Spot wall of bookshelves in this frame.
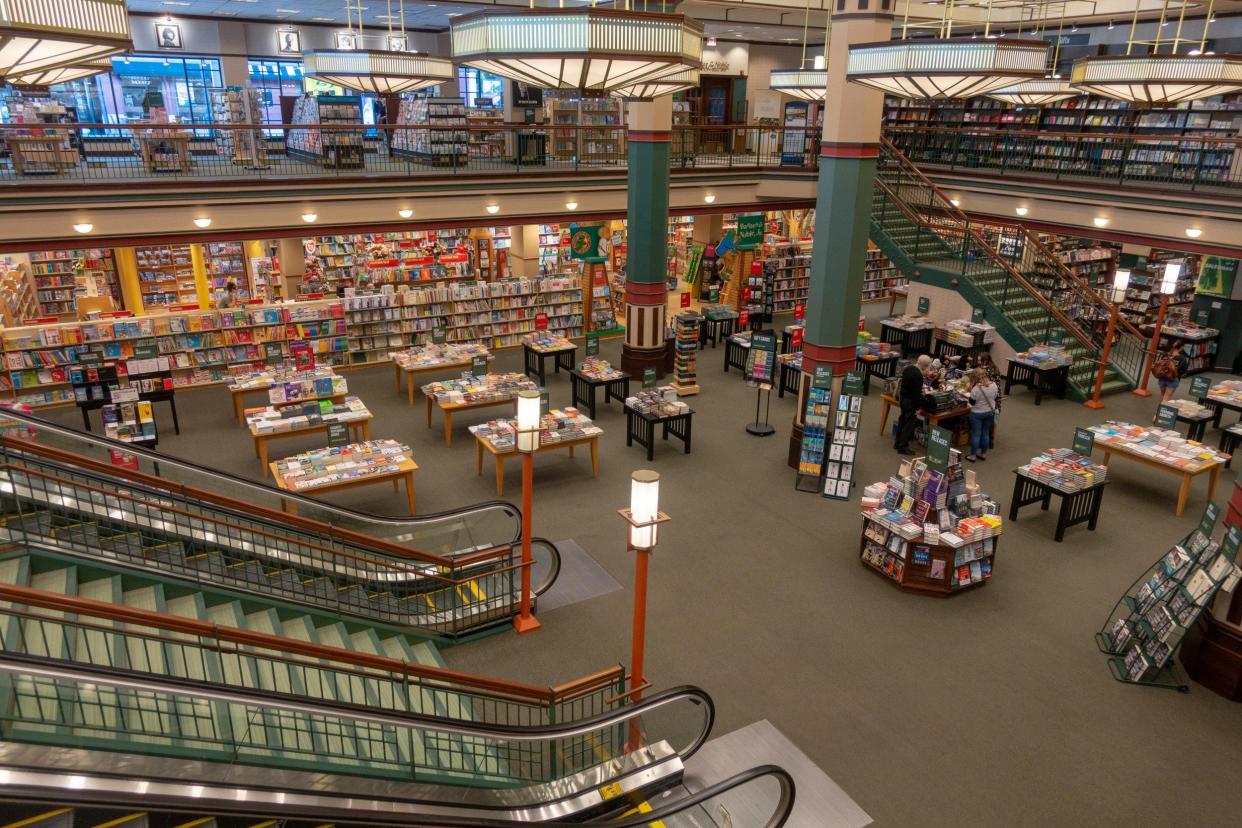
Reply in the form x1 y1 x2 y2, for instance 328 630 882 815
0 260 38 327
205 241 249 302
208 86 267 167
27 248 121 316
135 244 197 309
543 95 624 161
287 95 363 169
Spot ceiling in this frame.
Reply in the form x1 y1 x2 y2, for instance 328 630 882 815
124 0 1242 39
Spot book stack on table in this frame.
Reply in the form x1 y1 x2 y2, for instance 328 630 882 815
626 386 689 418
882 314 935 332
470 408 601 452
274 440 412 490
1204 379 1242 405
1161 398 1214 419
1014 344 1072 367
421 373 536 405
1087 421 1229 470
226 365 335 391
523 332 575 352
247 396 370 434
939 319 997 347
391 341 489 369
270 373 347 404
577 357 625 381
857 341 896 360
102 401 156 443
1018 448 1109 492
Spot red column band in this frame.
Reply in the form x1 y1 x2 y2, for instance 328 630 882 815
802 341 857 375
820 142 880 159
629 131 672 142
625 281 667 306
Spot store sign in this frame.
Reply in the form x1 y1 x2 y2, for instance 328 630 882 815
1197 256 1238 299
1195 308 1211 326
752 332 776 353
794 304 805 321
1200 502 1221 537
917 297 930 315
842 370 865 397
737 214 765 250
791 327 803 349
738 308 750 328
540 387 550 415
643 367 656 388
431 324 447 344
78 350 104 367
1049 331 1063 347
535 313 549 331
586 336 599 357
813 365 833 389
470 355 488 377
569 225 603 261
438 252 469 264
326 422 351 448
133 342 158 361
971 306 985 323
1190 376 1212 398
700 43 749 76
1071 427 1094 456
680 292 691 308
512 80 543 108
1154 404 1179 429
927 425 951 472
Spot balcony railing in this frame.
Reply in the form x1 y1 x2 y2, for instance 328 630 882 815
0 123 822 186
885 123 1242 192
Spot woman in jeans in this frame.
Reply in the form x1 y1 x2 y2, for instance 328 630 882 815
967 368 999 462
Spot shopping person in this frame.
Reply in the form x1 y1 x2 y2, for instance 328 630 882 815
1153 340 1189 404
895 354 932 456
217 280 238 309
967 368 1000 462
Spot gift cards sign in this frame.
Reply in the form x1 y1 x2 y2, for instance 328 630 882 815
1072 427 1094 456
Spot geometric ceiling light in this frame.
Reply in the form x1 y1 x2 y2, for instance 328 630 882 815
769 0 828 101
988 4 1082 106
7 56 115 90
611 68 701 100
1071 0 1242 104
304 0 454 94
0 0 132 79
451 5 702 93
847 0 1048 99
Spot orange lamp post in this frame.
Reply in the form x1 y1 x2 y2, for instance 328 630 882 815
513 389 542 635
1134 261 1183 398
1085 269 1129 410
618 470 668 752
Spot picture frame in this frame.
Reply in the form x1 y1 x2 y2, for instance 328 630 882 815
335 31 358 50
155 22 183 50
277 29 301 55
387 34 407 52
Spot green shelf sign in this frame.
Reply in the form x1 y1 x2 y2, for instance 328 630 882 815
470 355 488 377
431 324 447 345
842 370 865 397
1199 502 1221 538
1189 376 1212 398
586 335 600 357
971 306 985 323
1154 404 1178 429
917 296 929 315
812 365 833 390
737 214 765 249
1224 525 1241 564
539 386 550 415
1072 427 1094 456
927 425 951 472
326 422 351 448
642 367 656 389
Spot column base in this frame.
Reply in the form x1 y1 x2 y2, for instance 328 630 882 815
622 342 669 379
1180 614 1242 701
787 422 804 470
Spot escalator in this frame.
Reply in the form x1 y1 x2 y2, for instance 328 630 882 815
0 581 793 826
0 407 560 642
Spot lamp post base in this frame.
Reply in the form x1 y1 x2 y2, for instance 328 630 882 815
1132 388 1152 398
1083 399 1105 410
514 612 542 634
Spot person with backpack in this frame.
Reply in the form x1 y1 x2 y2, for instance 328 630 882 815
1153 340 1189 404
966 368 1000 462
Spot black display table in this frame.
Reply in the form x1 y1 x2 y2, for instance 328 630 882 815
932 331 990 364
1171 408 1214 443
1198 394 1242 429
781 326 804 355
700 314 737 349
625 405 694 461
879 322 932 357
80 390 180 436
1219 423 1242 468
856 353 900 396
778 358 801 398
1004 359 1070 406
723 335 749 374
569 369 630 421
523 343 576 386
1009 470 1108 542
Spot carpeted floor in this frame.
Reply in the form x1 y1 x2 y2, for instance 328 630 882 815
36 306 1242 827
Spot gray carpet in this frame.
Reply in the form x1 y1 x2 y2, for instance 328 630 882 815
34 304 1242 826
537 538 623 614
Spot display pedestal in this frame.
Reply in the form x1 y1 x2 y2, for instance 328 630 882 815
860 516 999 597
746 385 775 436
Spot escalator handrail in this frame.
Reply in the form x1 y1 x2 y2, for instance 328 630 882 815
582 764 795 828
0 581 619 705
0 651 713 758
1 432 514 569
0 406 524 556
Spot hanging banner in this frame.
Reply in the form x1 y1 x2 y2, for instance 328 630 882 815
569 225 604 262
737 214 765 250
1196 256 1238 298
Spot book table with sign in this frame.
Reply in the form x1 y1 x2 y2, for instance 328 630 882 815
880 318 933 357
393 353 494 406
230 371 347 425
1218 423 1242 468
270 455 418 515
471 421 601 497
778 353 801 398
857 352 900 396
523 341 576 386
1003 357 1070 406
1088 425 1224 517
723 333 750 374
860 514 1000 597
75 362 180 435
1009 469 1108 542
700 312 738 349
569 369 630 421
247 403 373 478
876 393 968 438
1197 381 1242 429
625 404 694 461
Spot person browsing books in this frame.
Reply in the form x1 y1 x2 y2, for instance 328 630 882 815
895 354 931 456
966 368 1000 462
217 281 238 309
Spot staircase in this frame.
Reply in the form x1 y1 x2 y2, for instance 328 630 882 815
871 138 1149 400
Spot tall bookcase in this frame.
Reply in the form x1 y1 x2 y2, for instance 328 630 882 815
28 248 120 316
205 241 249 302
0 261 38 326
544 95 625 162
134 244 197 309
287 95 364 169
393 96 468 166
208 86 267 167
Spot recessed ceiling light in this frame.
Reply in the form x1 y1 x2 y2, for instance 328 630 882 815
486 204 500 214
193 217 212 228
1093 217 1109 228
73 222 93 234
706 36 716 47
1015 206 1029 216
565 201 578 211
302 212 318 223
704 194 716 204
1186 227 1204 238
949 197 961 207
398 208 413 218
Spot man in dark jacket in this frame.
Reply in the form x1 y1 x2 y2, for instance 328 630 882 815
895 354 932 455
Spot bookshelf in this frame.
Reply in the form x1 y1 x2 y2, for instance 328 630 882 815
862 244 902 303
208 86 267 167
667 215 694 287
764 242 811 313
308 231 476 291
28 248 120 316
466 107 505 159
538 224 565 274
287 95 364 169
134 244 197 309
0 260 38 326
205 241 249 302
543 95 625 161
393 96 468 166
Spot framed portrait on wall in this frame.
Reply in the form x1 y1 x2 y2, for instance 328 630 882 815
334 31 358 50
278 29 301 55
155 22 183 49
387 35 407 52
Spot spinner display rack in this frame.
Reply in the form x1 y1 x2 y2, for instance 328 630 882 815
208 86 268 168
394 96 469 166
1095 505 1241 691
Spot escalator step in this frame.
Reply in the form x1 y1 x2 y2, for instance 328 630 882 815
1 808 75 828
99 532 145 556
91 812 148 828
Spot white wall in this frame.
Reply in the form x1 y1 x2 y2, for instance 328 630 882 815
903 281 1018 368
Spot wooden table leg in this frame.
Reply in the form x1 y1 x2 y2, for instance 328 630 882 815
259 438 268 478
590 438 599 477
1176 472 1192 517
392 477 399 492
362 421 371 440
404 472 416 515
444 411 453 447
476 440 483 475
426 396 433 429
286 500 297 516
279 497 288 513
394 363 402 393
495 456 504 497
408 372 416 406
879 399 891 437
1208 463 1221 503
234 393 244 426
253 434 262 459
569 444 575 459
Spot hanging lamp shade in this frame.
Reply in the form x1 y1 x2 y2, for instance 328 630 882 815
303 49 455 94
1070 54 1242 104
769 69 828 101
847 38 1048 99
0 0 131 79
451 8 702 92
986 77 1081 105
8 56 114 89
611 68 700 100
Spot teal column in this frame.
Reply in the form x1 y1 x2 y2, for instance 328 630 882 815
621 109 673 377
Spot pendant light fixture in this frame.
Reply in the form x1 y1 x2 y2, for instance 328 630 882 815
847 0 1048 99
304 0 454 94
7 57 116 90
988 4 1081 106
0 0 132 80
769 0 828 101
611 68 701 100
451 1 702 94
1071 0 1242 104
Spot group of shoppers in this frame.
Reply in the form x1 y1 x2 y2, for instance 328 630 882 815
893 353 998 462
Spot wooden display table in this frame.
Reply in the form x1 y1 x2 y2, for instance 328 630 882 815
473 432 600 497
137 133 191 172
426 394 517 448
1009 470 1108 542
1004 358 1070 406
877 392 968 437
8 135 79 175
235 392 346 427
523 342 577 385
250 417 372 477
394 355 494 405
859 516 999 597
569 369 630 420
270 456 418 515
1096 441 1222 517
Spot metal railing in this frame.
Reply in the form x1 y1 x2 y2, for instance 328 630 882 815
885 123 1242 191
0 123 821 186
0 582 664 788
0 416 559 641
874 138 1147 388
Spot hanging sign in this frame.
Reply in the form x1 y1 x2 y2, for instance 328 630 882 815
1190 376 1212 398
1154 404 1179 429
917 297 930 315
326 422 351 447
569 225 603 261
535 313 549 331
737 214 765 249
586 336 600 357
1072 427 1095 456
927 425 951 472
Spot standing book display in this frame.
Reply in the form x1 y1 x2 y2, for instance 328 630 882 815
670 311 700 396
796 365 833 493
745 332 777 436
1095 504 1241 691
823 371 865 500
